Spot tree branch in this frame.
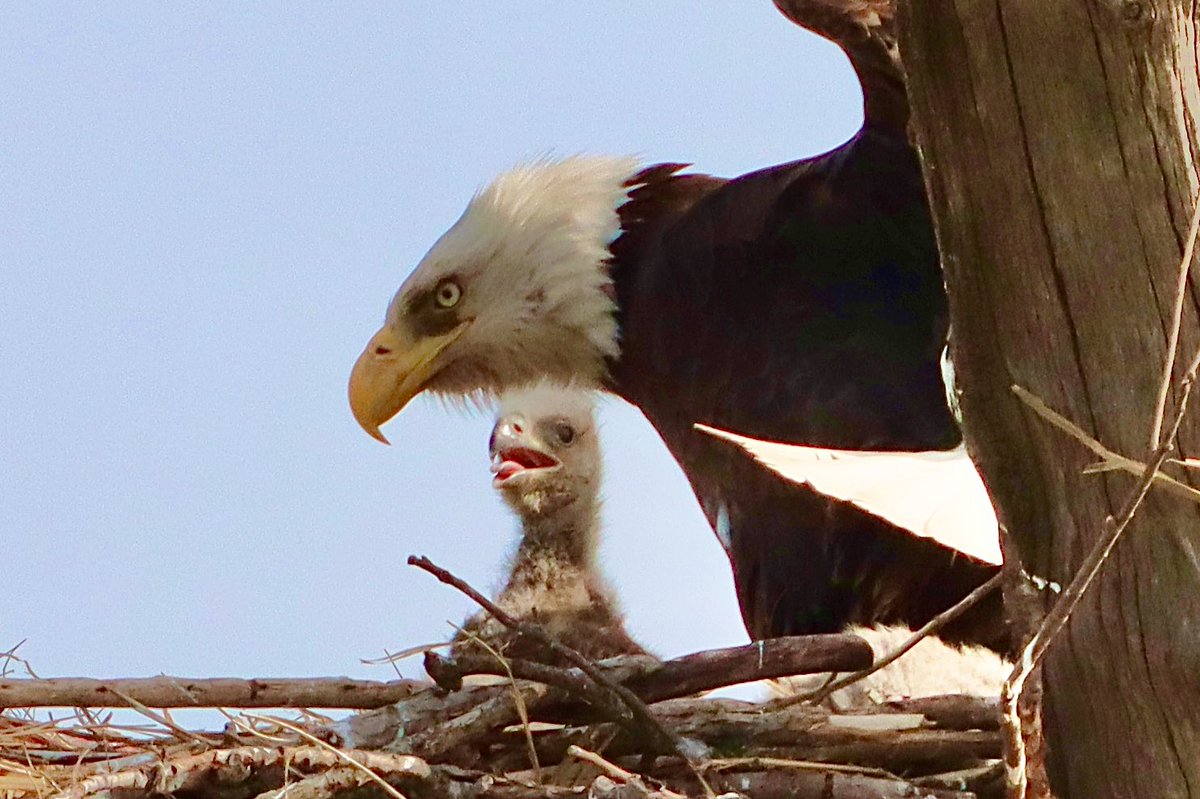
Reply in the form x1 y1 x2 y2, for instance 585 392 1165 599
0 677 425 710
407 555 685 760
1003 355 1200 798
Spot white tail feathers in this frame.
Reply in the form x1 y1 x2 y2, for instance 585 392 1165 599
773 624 1011 710
694 424 1002 566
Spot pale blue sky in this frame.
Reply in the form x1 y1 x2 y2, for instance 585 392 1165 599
1 4 861 699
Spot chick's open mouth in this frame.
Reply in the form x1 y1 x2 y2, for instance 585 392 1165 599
489 447 560 486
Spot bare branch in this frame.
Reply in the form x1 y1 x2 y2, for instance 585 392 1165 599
567 746 687 799
408 555 686 758
1005 358 1200 797
438 636 872 706
0 677 425 710
1012 385 1200 504
49 746 429 799
1150 192 1200 448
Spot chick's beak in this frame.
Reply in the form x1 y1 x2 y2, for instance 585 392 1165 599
489 415 531 458
348 322 468 443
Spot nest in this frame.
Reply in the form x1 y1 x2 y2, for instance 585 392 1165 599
1 559 1007 799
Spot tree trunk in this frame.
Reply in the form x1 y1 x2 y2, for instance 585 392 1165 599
896 1 1200 796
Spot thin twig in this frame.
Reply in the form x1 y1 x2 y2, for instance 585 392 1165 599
408 555 716 797
1012 385 1200 503
0 640 39 679
425 650 627 711
1004 359 1200 797
774 571 1004 707
108 689 211 746
361 642 448 667
567 745 688 799
0 676 424 709
243 714 425 799
407 556 675 754
1150 192 1200 448
450 623 541 779
702 756 894 778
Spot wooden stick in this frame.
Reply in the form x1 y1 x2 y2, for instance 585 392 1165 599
441 635 872 705
1005 357 1200 797
0 676 425 710
252 766 374 799
430 761 978 799
408 555 681 757
625 635 871 701
1149 192 1200 449
482 697 1000 777
663 753 980 799
568 746 687 799
704 768 978 799
883 695 1000 731
335 634 869 752
1012 385 1200 503
407 683 551 761
50 746 429 799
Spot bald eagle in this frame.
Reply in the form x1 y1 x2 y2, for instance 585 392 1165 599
350 4 1006 651
453 382 648 664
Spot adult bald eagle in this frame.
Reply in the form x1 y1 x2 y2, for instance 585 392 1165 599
350 3 1006 651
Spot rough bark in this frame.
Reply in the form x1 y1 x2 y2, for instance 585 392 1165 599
333 636 872 751
897 1 1200 796
478 698 999 777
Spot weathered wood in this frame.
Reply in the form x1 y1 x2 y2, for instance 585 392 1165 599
438 636 871 703
583 635 874 703
0 677 426 710
50 746 429 799
400 766 981 799
337 635 872 752
406 683 552 763
479 698 999 776
897 0 1200 796
699 769 977 799
884 695 999 731
912 764 1003 797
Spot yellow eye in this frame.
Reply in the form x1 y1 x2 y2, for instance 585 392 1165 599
435 279 462 309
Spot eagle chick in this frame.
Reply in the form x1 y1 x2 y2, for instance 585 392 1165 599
453 383 648 665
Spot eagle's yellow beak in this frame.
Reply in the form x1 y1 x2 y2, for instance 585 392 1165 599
348 322 469 443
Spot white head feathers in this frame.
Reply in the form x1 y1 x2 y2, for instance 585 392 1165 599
388 156 641 398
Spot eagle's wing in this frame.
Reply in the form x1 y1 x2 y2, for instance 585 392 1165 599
695 423 1001 566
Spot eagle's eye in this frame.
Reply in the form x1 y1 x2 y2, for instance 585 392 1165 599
554 422 576 446
434 279 462 309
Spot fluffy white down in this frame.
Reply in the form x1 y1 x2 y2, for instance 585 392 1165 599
774 624 1011 710
390 156 641 395
498 381 599 433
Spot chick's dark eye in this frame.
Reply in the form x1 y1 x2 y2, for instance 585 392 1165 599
434 279 462 309
555 423 576 446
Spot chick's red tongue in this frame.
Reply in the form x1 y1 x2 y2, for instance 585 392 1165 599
493 460 524 482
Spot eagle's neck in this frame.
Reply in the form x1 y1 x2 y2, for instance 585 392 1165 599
507 488 599 572
603 165 726 393
496 491 600 613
